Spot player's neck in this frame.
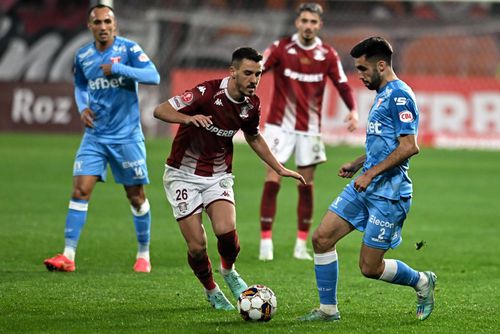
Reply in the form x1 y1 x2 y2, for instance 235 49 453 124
298 36 316 48
227 78 245 102
378 72 399 91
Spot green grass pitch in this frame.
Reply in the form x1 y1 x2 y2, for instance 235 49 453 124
0 133 499 333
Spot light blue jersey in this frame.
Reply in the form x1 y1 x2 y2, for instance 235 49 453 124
363 79 419 200
74 36 160 144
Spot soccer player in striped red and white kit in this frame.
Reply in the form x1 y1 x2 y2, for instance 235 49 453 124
259 2 359 261
153 47 305 310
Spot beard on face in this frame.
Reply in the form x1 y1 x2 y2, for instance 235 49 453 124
367 71 382 90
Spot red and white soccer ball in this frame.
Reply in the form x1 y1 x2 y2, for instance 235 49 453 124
237 285 277 322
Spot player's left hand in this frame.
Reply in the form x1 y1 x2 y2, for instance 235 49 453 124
100 64 113 76
344 109 359 132
280 168 306 184
353 172 373 192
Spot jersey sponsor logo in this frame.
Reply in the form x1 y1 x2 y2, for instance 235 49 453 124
110 56 121 64
138 53 150 62
283 68 323 83
376 98 384 107
197 85 206 95
214 98 223 107
221 191 230 197
181 91 194 104
399 110 414 123
394 97 407 105
88 76 126 90
205 124 236 137
369 214 394 229
367 121 382 134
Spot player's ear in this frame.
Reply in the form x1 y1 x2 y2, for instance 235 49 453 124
229 66 236 79
377 60 386 73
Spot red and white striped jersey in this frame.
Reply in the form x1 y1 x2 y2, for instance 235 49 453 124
166 77 261 177
263 34 355 134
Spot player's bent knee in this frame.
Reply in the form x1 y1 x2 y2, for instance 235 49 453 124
187 245 207 259
311 230 333 253
72 187 92 200
359 263 381 279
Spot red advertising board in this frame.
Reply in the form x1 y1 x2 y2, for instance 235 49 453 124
171 69 500 149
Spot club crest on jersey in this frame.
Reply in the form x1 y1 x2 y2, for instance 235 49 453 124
313 49 326 61
399 110 414 123
239 103 254 119
181 91 194 104
110 56 121 64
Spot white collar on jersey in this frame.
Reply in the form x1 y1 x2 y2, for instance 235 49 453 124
292 33 322 51
221 76 248 104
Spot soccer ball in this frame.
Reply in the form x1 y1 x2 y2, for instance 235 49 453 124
237 285 277 322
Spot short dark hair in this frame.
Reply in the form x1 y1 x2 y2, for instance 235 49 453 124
231 47 263 66
296 2 323 17
88 4 114 20
350 36 393 65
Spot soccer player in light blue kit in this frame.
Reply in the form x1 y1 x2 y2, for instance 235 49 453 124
299 36 436 322
44 4 160 273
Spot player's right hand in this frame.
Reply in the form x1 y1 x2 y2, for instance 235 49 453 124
188 115 212 128
81 108 95 128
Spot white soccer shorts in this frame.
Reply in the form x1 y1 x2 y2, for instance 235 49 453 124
162 166 235 220
262 124 326 167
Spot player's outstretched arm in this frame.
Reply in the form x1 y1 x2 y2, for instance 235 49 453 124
244 133 305 184
153 101 212 127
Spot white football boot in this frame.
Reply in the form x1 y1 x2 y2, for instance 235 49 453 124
259 238 273 261
293 239 313 260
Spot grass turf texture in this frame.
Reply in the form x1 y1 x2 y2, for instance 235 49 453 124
0 133 499 333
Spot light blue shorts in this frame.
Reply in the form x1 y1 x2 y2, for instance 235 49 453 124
328 182 411 250
73 136 149 185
